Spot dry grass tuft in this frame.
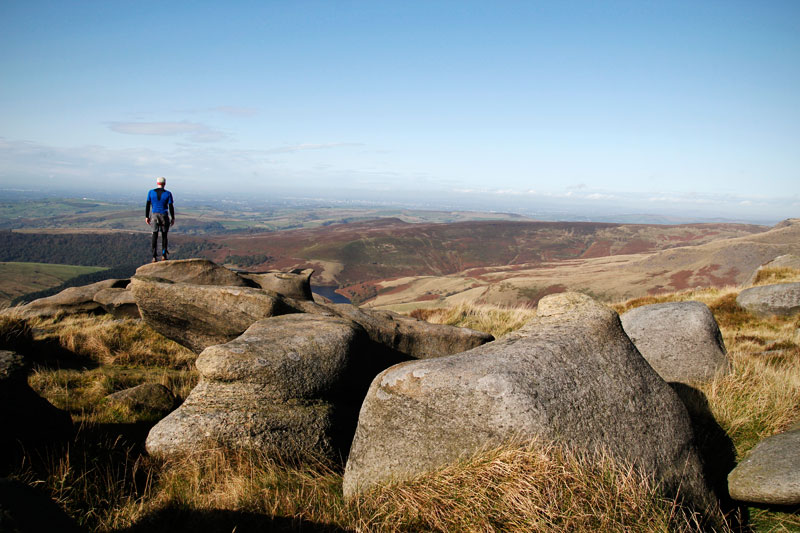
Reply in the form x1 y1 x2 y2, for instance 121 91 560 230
351 440 717 533
410 302 537 338
0 312 34 352
752 266 800 286
32 314 195 369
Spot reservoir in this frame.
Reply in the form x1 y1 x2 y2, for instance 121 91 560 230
311 285 351 304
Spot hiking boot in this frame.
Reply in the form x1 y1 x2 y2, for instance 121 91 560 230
151 257 158 263
162 252 169 261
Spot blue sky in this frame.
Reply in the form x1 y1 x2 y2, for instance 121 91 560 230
1 1 798 221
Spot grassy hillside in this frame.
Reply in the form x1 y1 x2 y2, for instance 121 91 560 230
0 262 107 304
365 219 800 310
199 219 767 296
2 270 799 531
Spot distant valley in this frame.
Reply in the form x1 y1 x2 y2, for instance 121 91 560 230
3 198 797 312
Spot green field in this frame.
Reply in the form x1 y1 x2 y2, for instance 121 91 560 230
0 262 107 304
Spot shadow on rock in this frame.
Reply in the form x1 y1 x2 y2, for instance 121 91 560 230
669 383 747 527
118 507 349 533
330 340 413 461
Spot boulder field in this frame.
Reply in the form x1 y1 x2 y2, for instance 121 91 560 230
342 293 715 511
136 259 493 459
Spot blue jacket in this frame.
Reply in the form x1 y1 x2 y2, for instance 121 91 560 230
146 188 174 216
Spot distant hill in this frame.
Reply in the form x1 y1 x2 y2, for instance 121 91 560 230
358 219 800 311
186 219 768 302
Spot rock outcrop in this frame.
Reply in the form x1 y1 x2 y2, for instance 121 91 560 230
146 314 371 459
92 287 140 319
736 283 800 317
105 383 177 415
727 426 800 506
130 276 299 352
135 258 254 287
12 279 129 318
241 268 314 301
620 301 729 384
0 351 72 458
343 293 713 511
325 304 493 359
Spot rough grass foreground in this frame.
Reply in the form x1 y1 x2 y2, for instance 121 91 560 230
21 439 712 533
5 269 800 532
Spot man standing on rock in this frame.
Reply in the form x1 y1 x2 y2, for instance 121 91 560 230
145 176 175 263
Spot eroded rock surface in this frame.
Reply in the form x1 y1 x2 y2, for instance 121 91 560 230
737 283 800 317
620 301 729 384
93 287 140 319
728 427 800 506
241 268 314 301
326 304 493 359
12 279 129 318
146 314 370 459
130 276 299 352
343 293 713 511
135 258 254 287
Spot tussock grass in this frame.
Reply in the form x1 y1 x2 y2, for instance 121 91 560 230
752 266 800 286
28 367 197 424
410 302 537 338
350 440 716 533
12 278 800 532
91 440 718 533
0 312 34 352
32 314 195 369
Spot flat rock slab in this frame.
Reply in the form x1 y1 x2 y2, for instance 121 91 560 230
130 276 298 352
12 279 129 318
620 301 729 384
737 283 800 317
146 314 367 459
326 304 493 359
135 258 254 287
106 383 176 414
343 292 713 511
728 428 800 506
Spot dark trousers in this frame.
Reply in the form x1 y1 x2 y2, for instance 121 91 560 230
151 213 170 257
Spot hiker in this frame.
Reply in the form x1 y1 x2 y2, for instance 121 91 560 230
145 176 175 262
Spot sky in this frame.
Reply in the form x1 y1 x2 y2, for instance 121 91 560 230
1 1 799 222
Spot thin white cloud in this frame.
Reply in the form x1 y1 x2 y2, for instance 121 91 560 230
108 121 226 142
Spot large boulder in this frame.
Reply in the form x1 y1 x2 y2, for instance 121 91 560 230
326 304 493 359
130 276 299 353
240 268 315 301
727 427 800 506
11 279 129 318
146 314 370 459
105 383 177 415
135 258 254 287
93 287 140 319
0 351 72 461
736 283 800 317
620 301 729 384
343 293 713 511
